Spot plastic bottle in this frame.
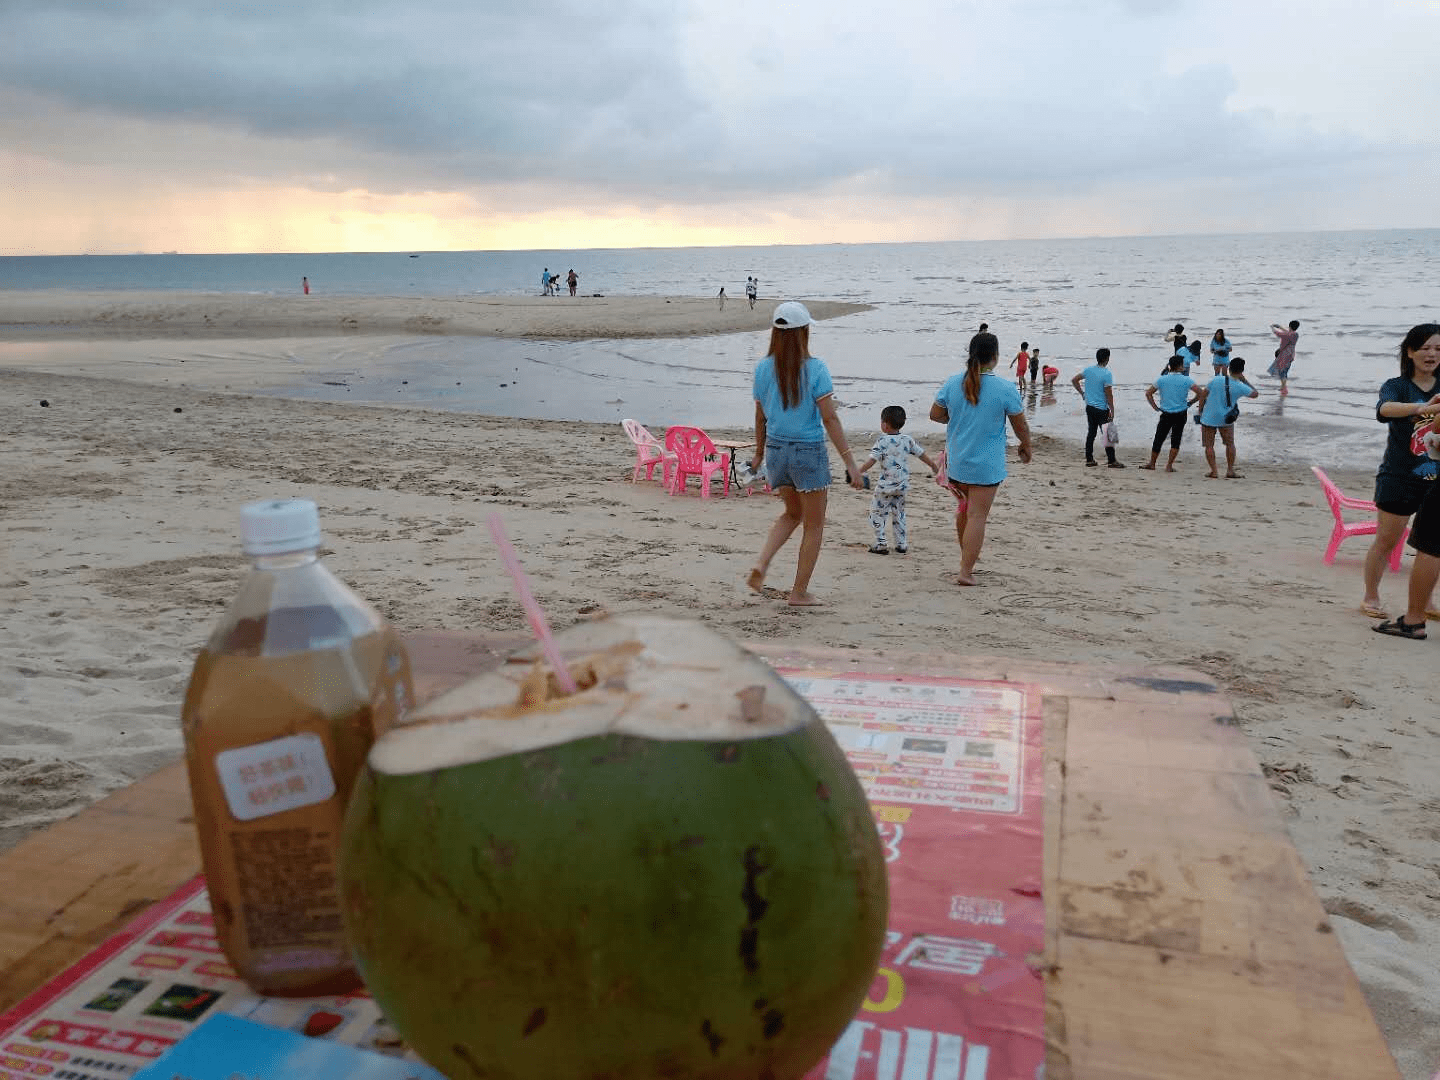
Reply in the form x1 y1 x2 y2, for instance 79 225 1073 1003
180 499 412 996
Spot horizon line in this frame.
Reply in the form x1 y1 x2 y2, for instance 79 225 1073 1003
2 224 1436 260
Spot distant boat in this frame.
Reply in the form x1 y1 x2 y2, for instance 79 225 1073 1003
161 250 179 255
409 254 420 258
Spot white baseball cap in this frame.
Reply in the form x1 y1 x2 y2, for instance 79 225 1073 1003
771 301 812 329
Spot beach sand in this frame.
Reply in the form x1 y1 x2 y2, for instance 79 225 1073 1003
1 295 1436 1076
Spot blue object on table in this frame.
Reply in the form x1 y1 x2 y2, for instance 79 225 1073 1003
134 1013 444 1079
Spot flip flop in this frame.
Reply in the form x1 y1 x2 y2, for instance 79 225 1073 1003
1360 603 1388 620
1374 617 1427 640
1427 607 1440 621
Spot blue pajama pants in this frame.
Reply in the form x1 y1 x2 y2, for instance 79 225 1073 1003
870 491 908 548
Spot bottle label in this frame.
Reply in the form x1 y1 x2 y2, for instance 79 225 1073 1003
216 734 337 822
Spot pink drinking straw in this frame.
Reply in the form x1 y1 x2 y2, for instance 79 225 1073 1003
486 513 577 695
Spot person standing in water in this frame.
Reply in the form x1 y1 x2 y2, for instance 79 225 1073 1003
745 276 758 309
1268 319 1300 394
1210 329 1232 375
1028 347 1040 387
1012 341 1030 388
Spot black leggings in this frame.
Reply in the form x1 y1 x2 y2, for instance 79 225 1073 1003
1151 410 1188 453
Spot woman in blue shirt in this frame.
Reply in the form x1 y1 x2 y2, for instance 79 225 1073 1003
1210 329 1232 375
747 302 863 607
929 331 1031 586
1197 356 1259 478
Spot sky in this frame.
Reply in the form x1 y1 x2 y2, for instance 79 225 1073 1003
3 0 1438 254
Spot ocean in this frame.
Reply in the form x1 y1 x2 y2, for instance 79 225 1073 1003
3 230 1437 467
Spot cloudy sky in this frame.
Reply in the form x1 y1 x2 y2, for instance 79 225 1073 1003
3 0 1437 254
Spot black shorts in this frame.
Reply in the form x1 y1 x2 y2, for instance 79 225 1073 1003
1375 471 1432 517
1409 483 1440 557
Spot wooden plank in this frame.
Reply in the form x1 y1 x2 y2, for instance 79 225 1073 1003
0 635 1401 1078
1052 692 1397 1078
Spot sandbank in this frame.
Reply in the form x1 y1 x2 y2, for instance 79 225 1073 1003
0 290 870 341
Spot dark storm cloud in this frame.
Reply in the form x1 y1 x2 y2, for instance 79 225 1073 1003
0 1 714 182
0 0 1377 204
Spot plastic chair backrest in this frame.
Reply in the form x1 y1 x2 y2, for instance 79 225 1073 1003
623 418 660 449
665 425 718 470
1311 466 1345 516
1310 465 1374 513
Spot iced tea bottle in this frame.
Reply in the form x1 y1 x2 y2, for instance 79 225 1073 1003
180 499 413 996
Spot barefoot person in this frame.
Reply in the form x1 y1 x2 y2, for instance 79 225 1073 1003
1142 356 1204 472
1362 323 1440 621
747 301 863 606
1198 356 1258 478
930 331 1031 586
1268 319 1300 394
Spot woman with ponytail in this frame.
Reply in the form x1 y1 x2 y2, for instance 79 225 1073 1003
929 331 1032 586
747 301 864 607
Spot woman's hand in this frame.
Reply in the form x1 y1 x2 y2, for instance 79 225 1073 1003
846 458 865 490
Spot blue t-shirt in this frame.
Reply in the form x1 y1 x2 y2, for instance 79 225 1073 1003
935 372 1023 486
753 355 834 442
1210 339 1232 362
1199 374 1254 426
1154 372 1196 413
1080 364 1113 410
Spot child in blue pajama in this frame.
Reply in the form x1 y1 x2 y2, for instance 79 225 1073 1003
858 405 939 554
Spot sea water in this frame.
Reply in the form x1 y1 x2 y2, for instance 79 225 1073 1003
2 230 1437 466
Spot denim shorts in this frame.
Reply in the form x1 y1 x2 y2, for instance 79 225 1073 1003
764 439 831 493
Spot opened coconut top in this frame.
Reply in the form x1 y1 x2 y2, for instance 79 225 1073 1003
370 615 816 776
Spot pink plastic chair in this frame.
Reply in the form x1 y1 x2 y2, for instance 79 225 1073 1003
1310 465 1405 570
664 426 730 498
621 419 675 484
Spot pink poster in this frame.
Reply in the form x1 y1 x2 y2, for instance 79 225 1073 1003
785 671 1046 1080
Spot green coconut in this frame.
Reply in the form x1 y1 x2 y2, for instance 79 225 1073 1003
338 614 887 1080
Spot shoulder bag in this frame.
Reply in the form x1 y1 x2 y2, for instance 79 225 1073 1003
1223 375 1240 426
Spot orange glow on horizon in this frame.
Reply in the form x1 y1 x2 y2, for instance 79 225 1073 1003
2 152 1165 255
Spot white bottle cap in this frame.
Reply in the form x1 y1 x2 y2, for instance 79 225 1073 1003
240 498 322 556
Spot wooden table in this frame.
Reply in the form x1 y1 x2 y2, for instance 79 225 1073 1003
0 635 1401 1079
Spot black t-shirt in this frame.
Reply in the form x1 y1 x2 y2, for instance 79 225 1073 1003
1376 375 1438 477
